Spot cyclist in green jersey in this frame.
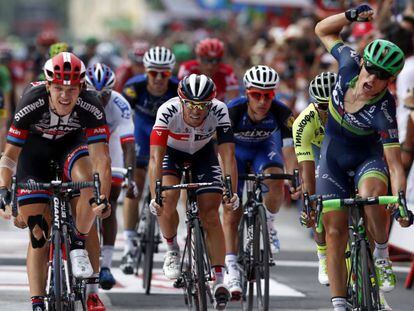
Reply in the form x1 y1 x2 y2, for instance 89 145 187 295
293 71 336 286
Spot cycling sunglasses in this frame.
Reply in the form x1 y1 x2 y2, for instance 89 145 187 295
247 90 275 101
146 70 172 79
181 99 212 110
200 57 221 65
363 60 393 80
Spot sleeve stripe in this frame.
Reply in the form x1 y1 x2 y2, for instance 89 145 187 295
7 135 25 145
383 143 400 149
87 134 108 142
120 135 135 144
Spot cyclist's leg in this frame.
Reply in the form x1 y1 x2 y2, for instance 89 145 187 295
356 157 395 293
316 138 350 309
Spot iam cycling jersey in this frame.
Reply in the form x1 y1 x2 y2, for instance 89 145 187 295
316 42 396 200
327 42 399 149
178 60 239 101
150 97 233 154
8 82 109 146
293 103 325 163
122 74 179 167
227 97 294 194
105 91 134 185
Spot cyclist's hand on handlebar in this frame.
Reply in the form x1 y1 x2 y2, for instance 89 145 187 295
13 213 27 229
345 4 374 22
300 210 315 228
223 193 240 211
125 181 139 199
91 195 111 219
0 188 12 220
150 198 162 216
392 207 414 228
289 184 302 201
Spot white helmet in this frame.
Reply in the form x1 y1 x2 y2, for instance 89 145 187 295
243 65 280 90
143 46 176 70
309 72 337 104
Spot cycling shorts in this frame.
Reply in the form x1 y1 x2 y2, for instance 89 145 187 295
16 133 89 206
316 137 388 203
134 113 153 168
162 142 222 195
236 140 283 197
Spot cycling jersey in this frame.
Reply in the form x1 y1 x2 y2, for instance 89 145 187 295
327 42 399 149
105 91 134 185
7 83 109 146
122 74 179 167
150 97 233 154
178 60 239 101
293 103 325 163
227 97 294 147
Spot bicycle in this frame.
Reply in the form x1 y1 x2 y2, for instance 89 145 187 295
237 169 299 311
134 184 161 295
155 164 231 311
8 169 102 311
303 173 410 311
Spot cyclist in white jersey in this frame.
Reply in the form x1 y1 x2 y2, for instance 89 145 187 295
85 63 136 292
149 74 239 310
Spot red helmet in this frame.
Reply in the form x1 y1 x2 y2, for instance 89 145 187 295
195 38 224 59
36 30 58 46
44 52 86 85
128 41 150 63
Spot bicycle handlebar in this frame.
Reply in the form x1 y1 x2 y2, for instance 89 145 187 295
239 169 299 184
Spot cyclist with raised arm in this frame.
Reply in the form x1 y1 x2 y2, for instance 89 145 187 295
120 46 179 273
224 65 300 298
0 52 111 311
178 38 239 101
293 72 337 286
315 4 413 310
148 74 239 310
85 63 136 290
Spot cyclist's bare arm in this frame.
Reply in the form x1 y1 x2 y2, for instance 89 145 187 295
282 146 298 175
121 141 135 171
299 161 316 195
315 12 350 52
0 143 21 187
88 142 111 198
384 146 406 195
217 142 238 194
148 144 167 198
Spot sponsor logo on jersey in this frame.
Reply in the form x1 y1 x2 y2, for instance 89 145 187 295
210 103 227 121
294 111 316 147
123 86 137 99
158 104 178 125
286 115 295 129
9 126 22 136
14 98 46 122
388 128 398 139
296 151 311 156
381 101 394 124
113 96 131 119
77 98 103 120
236 129 274 139
93 127 107 135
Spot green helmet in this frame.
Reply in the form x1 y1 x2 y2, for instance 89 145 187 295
363 39 405 76
49 42 69 57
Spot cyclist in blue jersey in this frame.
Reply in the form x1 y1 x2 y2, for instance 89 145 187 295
223 65 300 299
315 4 413 311
120 46 178 273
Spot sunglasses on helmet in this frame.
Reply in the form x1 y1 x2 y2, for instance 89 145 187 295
146 70 172 79
247 89 275 101
181 99 212 110
363 60 393 80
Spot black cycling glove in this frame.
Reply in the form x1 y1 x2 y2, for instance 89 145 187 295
345 4 373 22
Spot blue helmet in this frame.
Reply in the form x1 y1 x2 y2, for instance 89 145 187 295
85 63 116 92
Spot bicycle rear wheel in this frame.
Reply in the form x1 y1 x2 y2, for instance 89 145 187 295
143 212 156 294
193 219 208 311
253 205 270 311
53 232 63 311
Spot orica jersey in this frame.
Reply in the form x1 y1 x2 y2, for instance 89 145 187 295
150 97 234 154
327 42 399 148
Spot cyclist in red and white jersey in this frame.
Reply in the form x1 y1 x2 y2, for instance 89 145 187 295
149 74 239 310
0 52 111 311
178 38 239 102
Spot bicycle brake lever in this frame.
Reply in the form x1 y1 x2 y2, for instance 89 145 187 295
224 175 233 200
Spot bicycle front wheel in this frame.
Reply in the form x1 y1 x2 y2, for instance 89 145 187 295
193 219 208 311
143 212 156 294
253 205 270 311
360 239 380 310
